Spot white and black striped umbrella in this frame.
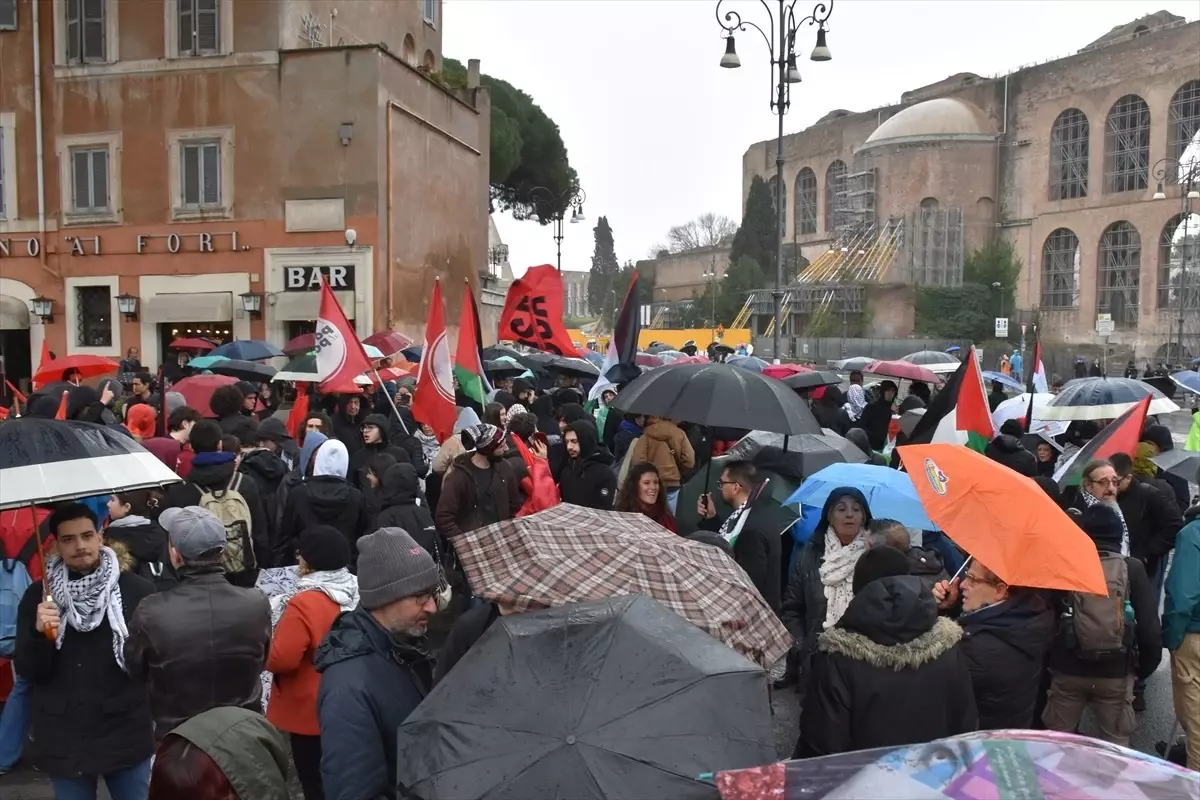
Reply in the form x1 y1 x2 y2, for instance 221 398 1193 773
1038 377 1180 421
0 418 182 509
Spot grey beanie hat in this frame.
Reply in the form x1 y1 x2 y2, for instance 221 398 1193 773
357 527 440 610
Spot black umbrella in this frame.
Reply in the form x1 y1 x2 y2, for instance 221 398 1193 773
207 358 277 383
0 418 182 509
611 363 820 435
546 355 600 378
482 359 527 379
782 370 843 391
646 343 672 354
395 595 774 800
724 430 866 481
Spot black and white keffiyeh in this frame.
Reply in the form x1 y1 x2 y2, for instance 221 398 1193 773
719 502 750 547
45 546 128 671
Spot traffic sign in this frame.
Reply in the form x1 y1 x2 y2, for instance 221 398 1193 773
1096 313 1114 337
994 317 1009 338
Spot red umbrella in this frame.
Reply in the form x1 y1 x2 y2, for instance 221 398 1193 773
372 364 415 382
283 333 316 356
33 354 119 384
363 331 413 357
171 374 238 418
635 352 660 367
864 359 941 384
169 337 216 352
762 364 812 380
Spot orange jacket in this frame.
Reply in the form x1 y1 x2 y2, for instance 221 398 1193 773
265 590 342 735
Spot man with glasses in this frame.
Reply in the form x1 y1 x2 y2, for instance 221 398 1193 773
697 461 785 611
1068 460 1128 555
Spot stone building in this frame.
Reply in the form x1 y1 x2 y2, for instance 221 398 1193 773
0 0 490 389
561 269 589 318
742 11 1200 360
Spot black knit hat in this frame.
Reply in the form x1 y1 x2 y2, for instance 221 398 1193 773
512 378 535 396
1078 504 1125 553
852 545 911 595
298 525 351 572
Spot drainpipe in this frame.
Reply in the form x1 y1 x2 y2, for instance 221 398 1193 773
32 0 56 278
385 104 393 329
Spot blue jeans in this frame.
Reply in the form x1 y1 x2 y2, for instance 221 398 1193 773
0 668 30 771
665 489 680 516
50 757 152 800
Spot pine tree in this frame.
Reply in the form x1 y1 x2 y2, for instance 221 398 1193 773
730 175 778 278
588 216 621 316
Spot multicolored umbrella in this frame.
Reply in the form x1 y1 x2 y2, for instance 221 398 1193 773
452 504 793 668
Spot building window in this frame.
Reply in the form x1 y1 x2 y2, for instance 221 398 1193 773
402 33 416 66
0 0 17 30
75 285 112 347
768 175 786 239
180 140 221 208
1167 80 1200 183
1040 228 1080 309
794 168 817 236
1049 108 1089 200
825 160 846 233
1158 212 1200 312
70 146 109 213
65 0 107 64
177 0 220 56
422 0 436 26
1096 220 1141 329
1103 95 1150 194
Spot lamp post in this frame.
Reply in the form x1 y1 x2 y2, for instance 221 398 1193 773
716 0 834 363
526 186 587 272
488 244 509 278
704 263 719 343
1151 156 1200 365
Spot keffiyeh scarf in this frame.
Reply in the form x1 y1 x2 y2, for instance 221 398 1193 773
844 385 867 421
820 527 866 630
719 502 751 547
1080 488 1130 556
45 547 128 671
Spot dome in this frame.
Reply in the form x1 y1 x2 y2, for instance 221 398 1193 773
860 98 995 150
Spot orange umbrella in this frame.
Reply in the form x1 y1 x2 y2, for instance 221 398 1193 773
897 443 1106 595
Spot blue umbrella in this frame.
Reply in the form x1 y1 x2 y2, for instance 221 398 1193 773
784 462 937 530
1172 369 1200 394
210 340 284 361
579 349 604 365
944 345 961 353
187 354 229 370
1192 356 1200 366
401 345 422 363
727 355 768 373
981 370 1023 392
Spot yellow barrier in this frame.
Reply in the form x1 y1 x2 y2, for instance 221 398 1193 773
564 328 753 351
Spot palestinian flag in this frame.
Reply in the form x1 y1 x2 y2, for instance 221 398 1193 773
907 345 995 452
1027 338 1048 394
1054 394 1151 487
588 271 643 403
453 280 491 414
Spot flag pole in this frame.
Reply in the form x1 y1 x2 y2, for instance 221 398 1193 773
373 367 410 437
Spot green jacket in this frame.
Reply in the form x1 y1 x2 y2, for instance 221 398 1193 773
169 707 290 800
1164 515 1200 651
1187 411 1200 453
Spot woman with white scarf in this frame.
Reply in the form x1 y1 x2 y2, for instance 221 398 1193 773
263 525 359 800
777 487 873 692
15 502 157 798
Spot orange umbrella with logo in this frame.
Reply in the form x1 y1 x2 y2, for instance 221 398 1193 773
897 443 1106 594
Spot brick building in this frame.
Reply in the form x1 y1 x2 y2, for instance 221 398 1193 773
0 0 490 389
742 11 1200 360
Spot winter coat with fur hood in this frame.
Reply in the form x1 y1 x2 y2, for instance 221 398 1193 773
794 575 977 758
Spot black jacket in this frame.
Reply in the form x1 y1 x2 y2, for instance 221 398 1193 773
1118 477 1184 576
386 407 430 477
16 571 157 778
559 420 617 510
433 602 501 685
795 576 977 758
984 434 1038 477
856 399 893 452
281 475 371 564
700 497 791 613
988 390 1007 412
163 456 270 572
330 397 370 457
347 413 409 489
373 462 438 558
959 591 1055 730
316 607 433 800
103 518 178 591
124 565 271 741
905 545 948 596
239 448 290 563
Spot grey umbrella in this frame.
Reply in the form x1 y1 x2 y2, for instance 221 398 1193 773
1151 449 1200 483
396 595 774 800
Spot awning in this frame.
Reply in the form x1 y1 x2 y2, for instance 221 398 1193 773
142 292 233 324
272 290 355 322
0 295 31 330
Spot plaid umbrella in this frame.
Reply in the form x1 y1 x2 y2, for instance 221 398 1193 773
452 504 792 668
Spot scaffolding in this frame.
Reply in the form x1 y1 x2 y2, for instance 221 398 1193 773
1104 95 1151 193
1097 220 1141 329
1050 108 1089 200
894 207 965 287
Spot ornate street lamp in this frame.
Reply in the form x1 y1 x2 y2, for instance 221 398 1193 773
716 0 834 361
116 292 139 321
1151 156 1200 364
525 185 587 272
239 290 263 320
30 295 54 323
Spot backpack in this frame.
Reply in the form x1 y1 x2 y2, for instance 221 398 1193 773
0 536 37 658
196 473 256 574
1062 551 1134 661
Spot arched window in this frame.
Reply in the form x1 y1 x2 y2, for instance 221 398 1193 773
1167 80 1200 183
1158 212 1200 311
794 168 817 235
422 49 436 72
825 160 846 233
1096 221 1141 328
402 34 416 66
1049 109 1089 200
768 175 786 239
919 197 939 211
1041 228 1081 309
1104 95 1150 193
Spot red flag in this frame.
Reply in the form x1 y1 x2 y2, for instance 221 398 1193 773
1054 394 1152 487
314 278 373 394
411 280 456 442
33 339 50 391
498 265 579 356
54 391 69 420
512 435 560 516
286 382 311 439
4 379 26 404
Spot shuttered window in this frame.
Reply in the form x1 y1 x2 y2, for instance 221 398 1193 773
178 0 220 55
180 140 221 207
65 0 107 64
0 0 17 31
70 147 109 213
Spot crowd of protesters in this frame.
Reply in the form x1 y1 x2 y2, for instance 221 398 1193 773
0 352 1198 800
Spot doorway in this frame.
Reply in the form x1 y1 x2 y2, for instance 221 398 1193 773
0 329 31 401
159 322 233 363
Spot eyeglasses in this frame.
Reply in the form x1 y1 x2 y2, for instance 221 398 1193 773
1086 476 1119 487
962 573 1001 588
716 479 741 488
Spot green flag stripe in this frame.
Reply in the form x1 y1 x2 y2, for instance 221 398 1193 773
454 363 486 406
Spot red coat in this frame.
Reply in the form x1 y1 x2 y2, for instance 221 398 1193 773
265 590 342 735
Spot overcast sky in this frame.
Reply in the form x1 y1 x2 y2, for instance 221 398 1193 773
442 0 1197 278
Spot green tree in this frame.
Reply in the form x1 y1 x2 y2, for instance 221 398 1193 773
964 237 1022 319
730 176 777 276
588 216 620 316
441 58 578 221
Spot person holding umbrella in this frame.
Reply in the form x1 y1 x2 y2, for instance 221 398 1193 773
696 461 782 612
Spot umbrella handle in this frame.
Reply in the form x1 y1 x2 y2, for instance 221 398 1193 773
374 368 410 436
949 555 973 584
